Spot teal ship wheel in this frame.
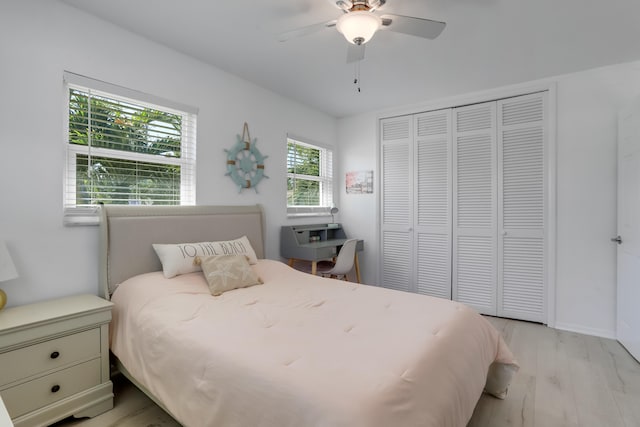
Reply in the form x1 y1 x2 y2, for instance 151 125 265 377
225 135 268 193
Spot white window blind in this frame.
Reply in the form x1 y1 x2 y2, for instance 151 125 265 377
63 72 197 225
286 136 333 216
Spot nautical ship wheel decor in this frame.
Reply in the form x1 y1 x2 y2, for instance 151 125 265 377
225 122 268 193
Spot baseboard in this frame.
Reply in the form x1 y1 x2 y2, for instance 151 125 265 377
554 322 616 339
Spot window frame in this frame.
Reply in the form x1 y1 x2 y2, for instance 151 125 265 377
286 135 334 217
62 72 197 225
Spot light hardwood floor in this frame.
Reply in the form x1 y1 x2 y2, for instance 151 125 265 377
471 317 640 427
53 317 640 427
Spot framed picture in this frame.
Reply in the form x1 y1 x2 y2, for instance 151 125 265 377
346 170 373 194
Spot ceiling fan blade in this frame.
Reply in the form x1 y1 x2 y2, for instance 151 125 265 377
346 43 366 63
380 14 446 39
277 20 337 42
368 0 387 12
328 0 353 11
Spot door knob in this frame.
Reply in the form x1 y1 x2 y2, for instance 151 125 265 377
611 236 623 244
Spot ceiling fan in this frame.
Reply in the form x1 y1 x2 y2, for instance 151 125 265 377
277 0 446 63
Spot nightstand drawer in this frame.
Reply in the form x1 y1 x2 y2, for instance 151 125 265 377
1 358 101 419
0 328 100 386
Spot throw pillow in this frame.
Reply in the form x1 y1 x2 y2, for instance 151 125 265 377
152 236 258 278
196 255 263 296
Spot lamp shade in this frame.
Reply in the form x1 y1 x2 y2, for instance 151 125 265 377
0 241 18 282
336 11 381 45
330 206 339 224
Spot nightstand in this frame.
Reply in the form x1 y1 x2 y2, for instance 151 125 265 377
0 295 113 427
0 396 12 427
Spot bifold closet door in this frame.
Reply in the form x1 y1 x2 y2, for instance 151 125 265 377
380 116 414 292
380 93 547 321
497 93 546 322
453 102 498 315
414 110 452 299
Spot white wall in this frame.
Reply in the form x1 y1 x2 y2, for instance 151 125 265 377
336 113 378 285
554 61 640 337
337 60 640 338
0 0 337 307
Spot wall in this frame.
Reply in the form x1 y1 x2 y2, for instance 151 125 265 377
336 113 378 285
337 60 640 338
0 1 337 307
554 61 640 337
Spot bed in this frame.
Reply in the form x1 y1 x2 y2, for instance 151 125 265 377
100 204 518 427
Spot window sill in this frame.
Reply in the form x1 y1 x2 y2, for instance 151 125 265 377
63 207 100 226
287 212 332 219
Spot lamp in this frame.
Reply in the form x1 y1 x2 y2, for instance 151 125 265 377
336 11 382 45
329 206 340 227
0 241 18 310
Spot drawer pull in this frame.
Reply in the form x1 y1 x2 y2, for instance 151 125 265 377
51 385 60 393
50 351 60 359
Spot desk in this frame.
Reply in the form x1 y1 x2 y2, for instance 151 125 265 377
280 224 364 282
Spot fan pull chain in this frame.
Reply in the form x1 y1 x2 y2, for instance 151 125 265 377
353 61 361 93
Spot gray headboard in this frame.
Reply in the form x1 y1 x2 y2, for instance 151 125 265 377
99 204 265 299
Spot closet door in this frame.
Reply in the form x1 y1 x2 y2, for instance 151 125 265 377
414 110 452 299
497 93 546 322
453 102 498 315
380 116 414 292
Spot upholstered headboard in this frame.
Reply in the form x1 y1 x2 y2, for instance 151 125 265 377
99 204 265 299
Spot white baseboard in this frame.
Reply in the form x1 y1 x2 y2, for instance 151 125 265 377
554 322 616 339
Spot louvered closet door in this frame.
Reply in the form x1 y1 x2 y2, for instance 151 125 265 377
453 102 498 315
414 110 452 299
380 116 414 292
497 93 546 322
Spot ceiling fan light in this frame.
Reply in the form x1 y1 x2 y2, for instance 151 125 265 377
336 11 381 45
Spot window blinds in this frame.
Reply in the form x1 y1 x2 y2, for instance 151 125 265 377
63 72 197 224
286 137 333 216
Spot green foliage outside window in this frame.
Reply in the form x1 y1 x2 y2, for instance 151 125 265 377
69 89 183 205
75 155 180 206
287 142 321 206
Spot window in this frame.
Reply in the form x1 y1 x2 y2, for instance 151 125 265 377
63 72 197 224
287 136 333 216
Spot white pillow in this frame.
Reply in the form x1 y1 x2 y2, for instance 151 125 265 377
152 236 258 278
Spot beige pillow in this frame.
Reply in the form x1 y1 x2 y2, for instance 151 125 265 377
152 236 258 278
197 255 263 296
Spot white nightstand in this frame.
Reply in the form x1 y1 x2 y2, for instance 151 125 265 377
0 396 12 427
0 295 113 427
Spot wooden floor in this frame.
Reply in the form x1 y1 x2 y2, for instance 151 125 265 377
470 317 640 427
53 317 640 427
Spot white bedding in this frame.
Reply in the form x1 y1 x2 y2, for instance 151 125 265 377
110 259 517 427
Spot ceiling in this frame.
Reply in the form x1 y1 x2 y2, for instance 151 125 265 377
61 0 640 118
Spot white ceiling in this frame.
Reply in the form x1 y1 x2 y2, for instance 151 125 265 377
61 0 640 118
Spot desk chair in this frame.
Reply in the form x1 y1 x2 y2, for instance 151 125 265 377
318 238 359 282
